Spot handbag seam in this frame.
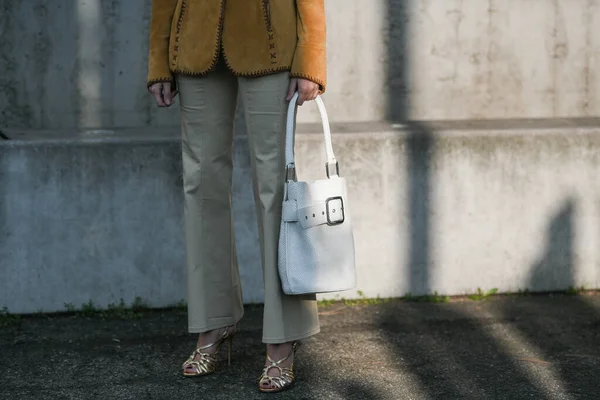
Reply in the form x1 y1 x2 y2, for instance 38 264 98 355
280 84 294 294
283 190 294 294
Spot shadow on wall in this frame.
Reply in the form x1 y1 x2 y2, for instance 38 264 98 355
405 122 434 296
386 0 435 297
528 200 575 292
387 0 434 294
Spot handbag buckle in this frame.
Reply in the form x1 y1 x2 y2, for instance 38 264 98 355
285 164 296 181
325 196 345 226
326 161 339 178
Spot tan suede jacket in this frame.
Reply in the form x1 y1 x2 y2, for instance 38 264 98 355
147 0 327 90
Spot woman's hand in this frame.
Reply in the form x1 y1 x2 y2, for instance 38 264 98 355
149 82 178 107
286 78 319 106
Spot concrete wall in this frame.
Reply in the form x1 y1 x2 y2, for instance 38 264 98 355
2 120 599 313
2 0 600 313
1 0 600 130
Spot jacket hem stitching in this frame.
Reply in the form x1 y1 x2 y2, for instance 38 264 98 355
172 65 291 78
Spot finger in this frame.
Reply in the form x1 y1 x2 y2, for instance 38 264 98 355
297 83 309 105
309 86 319 101
151 87 167 107
170 90 179 104
286 79 297 101
163 84 173 106
297 90 307 106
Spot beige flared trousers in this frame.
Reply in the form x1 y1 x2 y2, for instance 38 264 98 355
176 61 320 344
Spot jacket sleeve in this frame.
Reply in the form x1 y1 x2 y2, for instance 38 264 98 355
147 0 178 87
290 0 327 92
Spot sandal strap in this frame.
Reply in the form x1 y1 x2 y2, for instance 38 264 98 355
265 352 291 366
196 329 230 352
259 366 295 388
262 364 294 377
264 341 298 366
182 352 217 367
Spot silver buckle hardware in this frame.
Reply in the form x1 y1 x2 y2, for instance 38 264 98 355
285 164 297 181
325 161 340 178
325 196 345 226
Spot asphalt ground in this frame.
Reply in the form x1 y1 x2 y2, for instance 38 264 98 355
1 294 599 400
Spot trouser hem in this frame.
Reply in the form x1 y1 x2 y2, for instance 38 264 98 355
188 312 243 334
262 326 321 344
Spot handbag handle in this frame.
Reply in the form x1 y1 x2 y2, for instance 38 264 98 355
285 92 339 180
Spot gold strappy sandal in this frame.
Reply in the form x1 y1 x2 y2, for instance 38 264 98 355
258 342 299 393
182 327 235 377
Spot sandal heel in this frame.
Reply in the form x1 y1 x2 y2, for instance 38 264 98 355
226 335 234 366
182 325 236 377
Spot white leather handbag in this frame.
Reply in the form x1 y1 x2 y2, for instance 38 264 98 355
278 92 356 295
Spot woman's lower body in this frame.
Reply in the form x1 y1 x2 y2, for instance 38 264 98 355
176 59 319 390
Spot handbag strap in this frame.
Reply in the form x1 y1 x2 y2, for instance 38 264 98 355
285 92 338 179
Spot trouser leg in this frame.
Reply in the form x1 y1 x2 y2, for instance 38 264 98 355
238 72 320 343
177 68 244 333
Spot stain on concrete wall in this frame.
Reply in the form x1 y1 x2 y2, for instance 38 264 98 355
0 0 599 130
0 1 35 128
0 0 179 130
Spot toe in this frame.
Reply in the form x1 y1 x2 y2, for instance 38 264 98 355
260 377 272 390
